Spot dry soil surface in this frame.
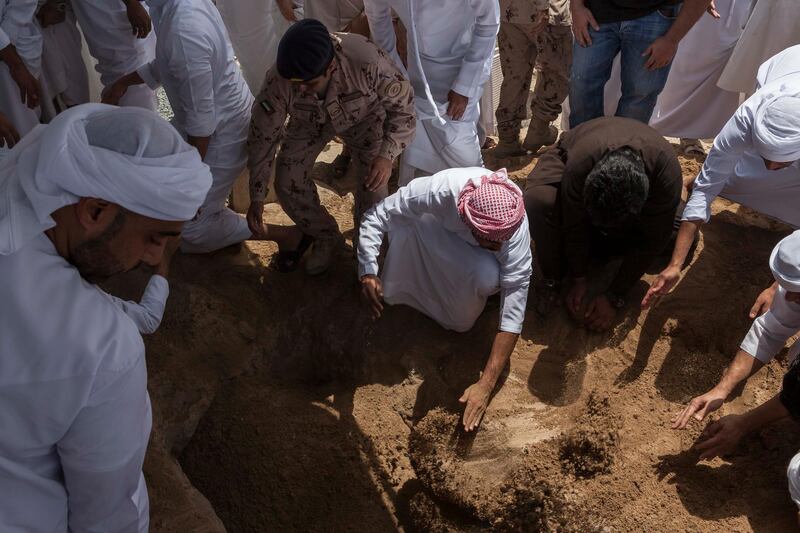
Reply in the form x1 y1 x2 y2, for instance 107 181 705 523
104 147 800 532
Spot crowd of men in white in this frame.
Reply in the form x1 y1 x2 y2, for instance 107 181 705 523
1 0 800 530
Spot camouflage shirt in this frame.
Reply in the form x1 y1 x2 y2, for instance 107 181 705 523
247 33 416 202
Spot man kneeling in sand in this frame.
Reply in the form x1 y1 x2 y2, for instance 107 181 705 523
673 230 800 524
357 167 532 432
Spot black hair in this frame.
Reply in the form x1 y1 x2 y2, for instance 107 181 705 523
583 147 649 228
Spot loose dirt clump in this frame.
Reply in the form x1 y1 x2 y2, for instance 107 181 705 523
559 394 619 478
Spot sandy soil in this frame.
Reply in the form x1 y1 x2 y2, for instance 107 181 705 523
104 146 800 532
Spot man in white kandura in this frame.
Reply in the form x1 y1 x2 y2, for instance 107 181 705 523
72 0 158 110
672 230 800 525
364 0 500 185
643 53 800 308
358 167 532 431
104 0 256 254
0 104 212 532
0 0 41 136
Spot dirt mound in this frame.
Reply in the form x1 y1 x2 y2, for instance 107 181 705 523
559 394 619 478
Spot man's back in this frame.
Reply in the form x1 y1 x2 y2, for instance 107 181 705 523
0 234 151 532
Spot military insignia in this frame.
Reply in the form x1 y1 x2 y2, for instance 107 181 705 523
260 99 274 114
385 81 402 99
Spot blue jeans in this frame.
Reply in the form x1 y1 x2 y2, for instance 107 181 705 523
569 8 678 128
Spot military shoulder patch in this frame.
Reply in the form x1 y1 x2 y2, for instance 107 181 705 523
385 81 403 99
260 99 274 114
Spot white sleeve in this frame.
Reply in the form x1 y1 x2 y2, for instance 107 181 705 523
0 0 37 49
740 288 800 363
451 0 500 99
163 32 218 137
59 354 151 533
357 176 448 278
363 0 403 69
495 220 532 334
682 102 754 223
106 275 169 335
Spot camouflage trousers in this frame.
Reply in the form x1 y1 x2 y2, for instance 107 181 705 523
275 118 386 242
496 22 572 140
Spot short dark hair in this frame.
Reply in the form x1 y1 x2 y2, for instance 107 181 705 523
583 147 649 227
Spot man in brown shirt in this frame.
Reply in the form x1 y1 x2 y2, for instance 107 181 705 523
525 116 682 330
495 0 572 157
246 19 415 275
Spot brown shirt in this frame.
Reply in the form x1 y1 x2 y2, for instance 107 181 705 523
499 0 571 26
527 116 682 295
247 33 415 202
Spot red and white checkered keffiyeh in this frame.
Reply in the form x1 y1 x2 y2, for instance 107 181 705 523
457 169 524 243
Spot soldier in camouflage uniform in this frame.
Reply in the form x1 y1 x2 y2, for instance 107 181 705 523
247 20 415 275
494 0 572 157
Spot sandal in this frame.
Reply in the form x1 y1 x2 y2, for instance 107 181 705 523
274 233 314 272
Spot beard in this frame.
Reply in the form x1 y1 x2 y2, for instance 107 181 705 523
70 209 130 283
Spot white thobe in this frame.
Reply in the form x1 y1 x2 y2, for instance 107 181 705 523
757 44 800 90
0 233 159 532
364 0 499 182
718 0 800 95
358 167 532 333
215 0 301 94
740 285 800 363
305 0 364 32
0 0 41 136
71 0 157 110
139 0 254 254
649 0 752 139
38 0 89 120
789 452 800 509
682 81 800 227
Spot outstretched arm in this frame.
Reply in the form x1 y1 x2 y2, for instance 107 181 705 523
460 331 519 431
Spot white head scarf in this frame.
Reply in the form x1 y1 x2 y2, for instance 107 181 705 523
770 230 800 292
752 93 800 163
0 104 212 255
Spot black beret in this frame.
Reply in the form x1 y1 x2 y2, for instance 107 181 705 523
276 19 335 82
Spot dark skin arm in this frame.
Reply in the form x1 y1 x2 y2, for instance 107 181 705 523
643 0 712 70
102 71 145 105
460 331 518 431
0 44 40 108
642 220 701 308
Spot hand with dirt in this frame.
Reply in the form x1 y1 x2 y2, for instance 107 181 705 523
247 201 267 238
446 90 468 121
694 414 746 460
584 294 616 331
365 156 392 192
749 282 778 319
570 0 599 46
459 380 491 432
360 274 384 320
642 265 681 309
124 0 152 38
275 0 297 21
0 112 20 148
566 277 588 320
672 387 728 429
